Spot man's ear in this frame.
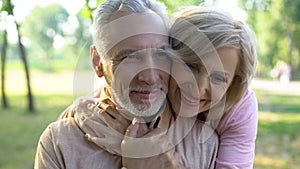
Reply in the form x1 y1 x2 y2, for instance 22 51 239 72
90 46 104 78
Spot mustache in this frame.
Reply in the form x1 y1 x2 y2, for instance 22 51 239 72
129 84 168 93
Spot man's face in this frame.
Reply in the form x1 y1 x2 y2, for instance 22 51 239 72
98 11 170 118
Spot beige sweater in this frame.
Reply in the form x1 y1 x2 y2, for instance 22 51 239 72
34 89 218 169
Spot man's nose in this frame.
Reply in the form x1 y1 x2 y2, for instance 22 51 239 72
138 56 160 85
138 69 160 85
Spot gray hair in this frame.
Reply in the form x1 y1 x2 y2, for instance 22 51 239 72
170 6 258 112
92 0 169 57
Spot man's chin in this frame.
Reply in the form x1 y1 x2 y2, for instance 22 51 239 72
127 100 166 118
127 104 158 117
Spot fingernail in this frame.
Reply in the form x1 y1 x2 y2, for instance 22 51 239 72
132 117 138 125
87 103 93 109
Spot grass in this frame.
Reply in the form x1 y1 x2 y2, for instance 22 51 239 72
0 94 73 169
0 71 299 168
254 89 300 169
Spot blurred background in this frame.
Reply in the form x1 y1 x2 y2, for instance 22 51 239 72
0 0 299 168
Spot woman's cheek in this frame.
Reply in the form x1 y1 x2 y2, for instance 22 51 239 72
211 85 227 106
168 77 180 113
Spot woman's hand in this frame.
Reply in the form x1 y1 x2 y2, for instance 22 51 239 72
121 118 186 169
96 98 131 134
74 97 131 155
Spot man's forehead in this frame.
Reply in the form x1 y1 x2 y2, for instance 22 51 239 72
108 10 166 27
100 11 169 55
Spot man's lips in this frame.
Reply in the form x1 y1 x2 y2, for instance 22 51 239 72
130 89 161 100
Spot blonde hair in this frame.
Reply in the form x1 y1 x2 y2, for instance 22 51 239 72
170 6 257 112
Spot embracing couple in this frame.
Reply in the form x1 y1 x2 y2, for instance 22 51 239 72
34 0 258 168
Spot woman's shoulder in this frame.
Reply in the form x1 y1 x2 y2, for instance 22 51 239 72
230 88 257 113
217 89 258 133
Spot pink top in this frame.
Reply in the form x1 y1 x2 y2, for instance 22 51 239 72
215 89 258 169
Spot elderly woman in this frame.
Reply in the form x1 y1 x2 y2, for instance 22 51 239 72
168 6 258 168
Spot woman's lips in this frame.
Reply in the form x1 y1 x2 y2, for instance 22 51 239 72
181 92 200 107
181 92 209 109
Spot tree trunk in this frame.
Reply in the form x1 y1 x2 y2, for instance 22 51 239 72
290 49 299 80
1 30 9 109
15 23 34 112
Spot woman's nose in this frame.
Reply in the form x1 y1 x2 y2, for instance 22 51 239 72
198 75 210 94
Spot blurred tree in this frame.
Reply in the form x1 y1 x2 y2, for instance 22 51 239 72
1 29 8 109
239 0 300 80
282 0 300 80
159 0 206 13
0 0 34 112
22 4 69 71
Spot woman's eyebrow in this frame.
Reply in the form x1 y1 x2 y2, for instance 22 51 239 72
213 70 231 77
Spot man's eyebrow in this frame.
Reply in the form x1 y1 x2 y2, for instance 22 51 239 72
159 45 170 50
112 49 137 60
112 45 170 60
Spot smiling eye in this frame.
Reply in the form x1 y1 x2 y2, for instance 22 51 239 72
186 63 199 72
127 53 139 59
155 51 171 61
121 53 143 63
210 74 227 84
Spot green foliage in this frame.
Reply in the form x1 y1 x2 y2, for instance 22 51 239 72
78 0 105 20
159 0 205 14
3 0 300 76
239 0 300 80
0 0 13 15
9 3 93 73
21 4 70 71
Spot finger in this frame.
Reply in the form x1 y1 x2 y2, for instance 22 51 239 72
101 111 128 134
144 127 165 138
101 98 116 108
86 102 104 115
98 102 130 123
134 118 149 138
85 134 122 155
101 111 117 125
124 118 140 138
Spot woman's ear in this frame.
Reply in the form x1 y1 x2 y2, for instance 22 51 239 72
90 46 104 78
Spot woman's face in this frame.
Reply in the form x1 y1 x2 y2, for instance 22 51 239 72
169 47 239 117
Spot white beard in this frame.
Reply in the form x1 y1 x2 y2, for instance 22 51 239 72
111 85 167 117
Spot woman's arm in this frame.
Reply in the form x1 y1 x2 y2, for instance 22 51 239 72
215 90 258 169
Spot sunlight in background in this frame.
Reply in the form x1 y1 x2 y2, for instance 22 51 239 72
1 0 246 48
12 0 85 21
1 0 85 46
206 0 247 21
9 0 245 22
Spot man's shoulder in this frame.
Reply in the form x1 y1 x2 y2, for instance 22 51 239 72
43 118 83 139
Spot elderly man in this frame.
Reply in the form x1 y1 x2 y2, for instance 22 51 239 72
34 0 218 168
